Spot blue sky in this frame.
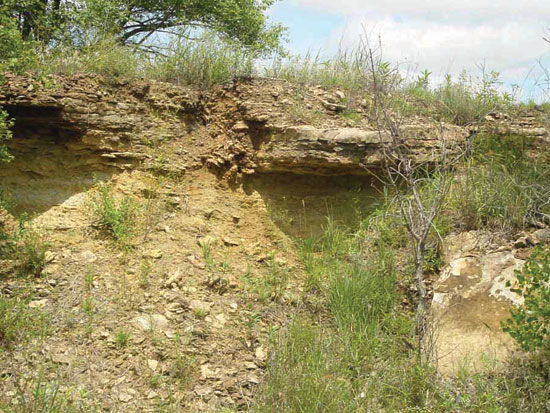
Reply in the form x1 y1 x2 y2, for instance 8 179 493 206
268 0 550 101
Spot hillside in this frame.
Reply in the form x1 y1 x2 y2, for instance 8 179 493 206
0 73 549 412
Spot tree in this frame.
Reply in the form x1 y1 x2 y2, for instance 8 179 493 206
83 0 284 54
2 0 285 55
363 39 463 355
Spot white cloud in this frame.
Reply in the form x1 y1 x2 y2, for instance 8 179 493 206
285 0 550 97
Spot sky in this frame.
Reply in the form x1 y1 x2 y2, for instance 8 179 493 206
268 0 550 101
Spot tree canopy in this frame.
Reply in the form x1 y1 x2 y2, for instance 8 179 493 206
2 0 285 55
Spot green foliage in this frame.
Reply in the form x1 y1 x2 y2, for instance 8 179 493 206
89 181 138 249
47 36 140 80
0 293 49 350
401 69 513 125
0 375 89 413
16 228 50 277
0 3 40 74
73 0 284 55
115 328 131 349
145 32 254 87
242 254 289 303
0 109 13 164
265 46 373 97
447 134 550 231
257 223 416 412
503 245 550 352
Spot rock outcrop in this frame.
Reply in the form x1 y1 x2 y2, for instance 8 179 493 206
432 229 550 373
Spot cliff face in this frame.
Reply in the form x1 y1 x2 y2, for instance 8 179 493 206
0 74 472 212
1 73 550 409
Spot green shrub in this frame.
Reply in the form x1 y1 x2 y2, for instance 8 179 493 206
89 181 138 249
0 109 13 164
503 245 550 352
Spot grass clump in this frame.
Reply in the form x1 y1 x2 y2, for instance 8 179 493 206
265 47 372 98
0 375 93 413
402 69 513 125
89 181 139 250
16 227 50 277
257 211 550 411
256 221 417 412
146 32 255 88
242 254 289 303
447 133 550 231
115 328 131 349
0 293 49 351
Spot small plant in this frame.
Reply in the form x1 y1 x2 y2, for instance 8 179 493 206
192 307 208 319
0 293 49 350
201 241 216 272
115 328 131 349
89 181 139 250
4 375 80 413
503 245 550 352
172 334 195 387
84 265 95 290
81 297 95 316
16 228 50 277
139 260 153 288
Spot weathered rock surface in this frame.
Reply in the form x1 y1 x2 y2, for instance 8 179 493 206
431 230 548 373
254 122 469 175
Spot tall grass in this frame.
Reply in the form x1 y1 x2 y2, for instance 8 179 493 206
145 32 255 87
447 133 550 231
265 46 373 95
256 211 550 411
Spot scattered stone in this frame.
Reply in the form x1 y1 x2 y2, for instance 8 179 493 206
194 384 213 397
255 346 267 361
81 250 97 263
164 329 177 339
190 300 212 315
44 251 56 263
233 121 249 132
51 353 71 365
247 375 260 384
335 90 346 100
143 249 163 260
147 359 159 372
118 392 133 403
164 270 182 288
532 228 550 244
29 299 48 308
197 235 217 248
135 314 169 332
322 100 346 112
244 361 257 370
222 236 239 246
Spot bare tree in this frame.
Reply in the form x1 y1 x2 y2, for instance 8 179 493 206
363 38 462 354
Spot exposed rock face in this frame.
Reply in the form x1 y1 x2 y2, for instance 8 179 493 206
431 230 549 373
0 74 203 211
0 75 475 209
253 123 469 175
